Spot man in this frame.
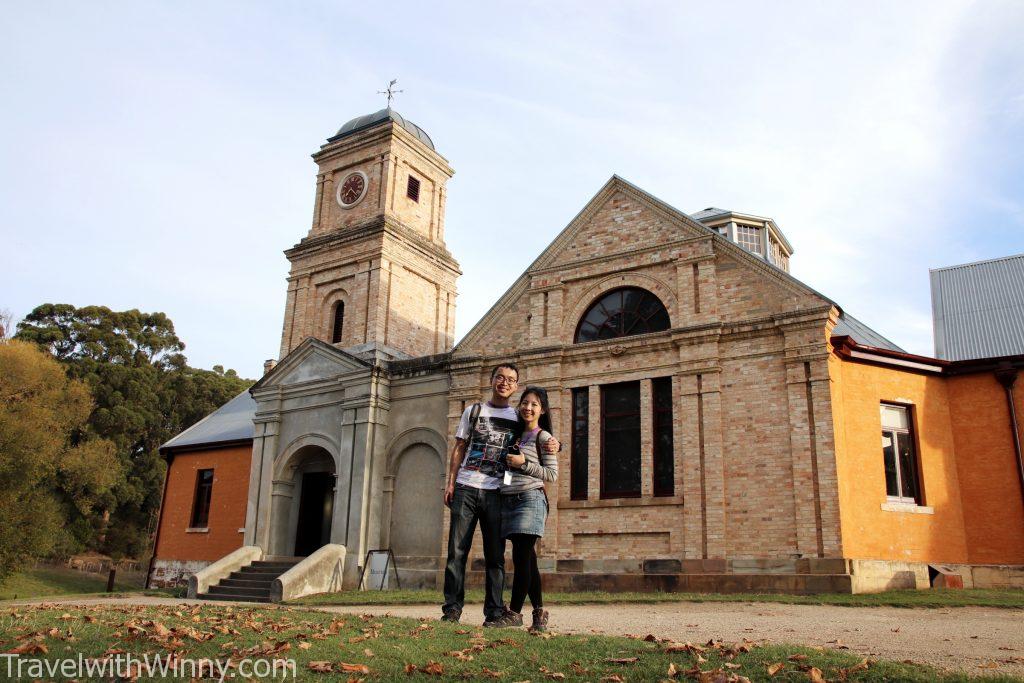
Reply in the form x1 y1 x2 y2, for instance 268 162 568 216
441 363 559 625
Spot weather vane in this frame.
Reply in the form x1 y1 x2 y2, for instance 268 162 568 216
378 79 403 107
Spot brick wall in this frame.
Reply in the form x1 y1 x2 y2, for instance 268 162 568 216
153 445 252 563
449 179 840 565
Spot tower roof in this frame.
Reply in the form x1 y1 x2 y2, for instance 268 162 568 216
329 108 435 150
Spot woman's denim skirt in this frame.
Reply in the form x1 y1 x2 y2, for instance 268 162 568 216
500 488 548 538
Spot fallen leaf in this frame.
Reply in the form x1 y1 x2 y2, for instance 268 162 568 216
6 642 48 655
308 661 333 673
298 642 312 650
767 662 785 676
546 674 565 681
788 654 809 662
479 667 503 678
600 676 624 683
847 658 870 673
807 667 825 683
363 648 375 658
423 661 444 676
605 657 639 665
668 662 681 677
403 663 418 674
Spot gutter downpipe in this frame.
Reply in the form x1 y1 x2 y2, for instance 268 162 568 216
995 368 1024 510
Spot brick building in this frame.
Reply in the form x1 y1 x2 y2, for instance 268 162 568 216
149 109 1024 596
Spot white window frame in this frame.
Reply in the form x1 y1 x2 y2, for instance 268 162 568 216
880 404 921 505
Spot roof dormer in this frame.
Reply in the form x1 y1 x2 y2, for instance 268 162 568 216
691 207 793 272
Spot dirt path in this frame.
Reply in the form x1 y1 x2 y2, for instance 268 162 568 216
313 602 1024 676
8 596 1024 676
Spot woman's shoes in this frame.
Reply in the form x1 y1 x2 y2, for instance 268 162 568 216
529 608 549 632
484 607 523 628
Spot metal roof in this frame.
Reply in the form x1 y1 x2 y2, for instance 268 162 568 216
328 108 435 151
159 390 255 453
833 312 905 352
931 253 1024 361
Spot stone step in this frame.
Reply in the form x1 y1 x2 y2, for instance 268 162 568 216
227 571 275 583
207 584 271 597
237 566 291 575
219 577 276 589
249 561 301 569
196 592 271 603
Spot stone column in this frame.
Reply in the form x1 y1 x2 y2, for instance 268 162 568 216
269 479 295 556
246 417 279 552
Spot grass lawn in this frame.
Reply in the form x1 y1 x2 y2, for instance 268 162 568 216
292 587 1024 609
1 602 1018 682
0 567 142 601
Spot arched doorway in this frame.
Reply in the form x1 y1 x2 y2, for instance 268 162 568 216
270 444 336 557
389 444 444 560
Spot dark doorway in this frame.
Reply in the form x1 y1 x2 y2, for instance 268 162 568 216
294 472 334 557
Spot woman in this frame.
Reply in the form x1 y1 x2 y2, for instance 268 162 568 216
490 386 558 630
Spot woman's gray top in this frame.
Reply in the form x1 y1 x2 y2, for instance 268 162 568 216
503 429 559 494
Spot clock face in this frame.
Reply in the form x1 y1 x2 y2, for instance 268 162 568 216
337 171 368 208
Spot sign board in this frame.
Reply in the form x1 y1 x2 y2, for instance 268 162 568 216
358 549 399 590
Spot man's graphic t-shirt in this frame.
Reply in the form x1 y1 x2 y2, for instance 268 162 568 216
454 402 519 490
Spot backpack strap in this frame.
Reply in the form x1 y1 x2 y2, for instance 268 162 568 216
468 402 482 434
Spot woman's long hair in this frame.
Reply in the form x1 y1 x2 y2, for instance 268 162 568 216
514 386 553 445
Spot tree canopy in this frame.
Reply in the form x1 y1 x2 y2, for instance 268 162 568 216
0 340 120 581
14 304 252 562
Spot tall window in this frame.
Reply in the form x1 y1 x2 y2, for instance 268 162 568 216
601 381 641 498
652 377 674 496
575 287 670 343
880 404 921 504
736 224 762 254
331 302 345 344
571 388 589 500
190 469 214 528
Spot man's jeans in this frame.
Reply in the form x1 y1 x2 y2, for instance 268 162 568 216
443 484 505 620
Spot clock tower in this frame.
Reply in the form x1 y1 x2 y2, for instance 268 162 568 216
278 108 460 359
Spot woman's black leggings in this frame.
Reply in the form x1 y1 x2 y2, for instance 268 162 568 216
508 534 542 613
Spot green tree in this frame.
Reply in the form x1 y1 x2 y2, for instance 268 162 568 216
16 304 251 560
0 340 121 581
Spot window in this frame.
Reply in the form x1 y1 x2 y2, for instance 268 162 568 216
575 287 670 343
652 377 674 496
190 469 214 528
571 387 589 500
880 404 921 504
331 302 345 344
601 381 641 498
406 175 420 202
736 224 762 255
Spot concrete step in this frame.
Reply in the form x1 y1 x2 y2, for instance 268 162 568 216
207 584 271 598
237 566 290 575
197 592 271 603
250 561 301 569
220 577 276 589
227 571 275 583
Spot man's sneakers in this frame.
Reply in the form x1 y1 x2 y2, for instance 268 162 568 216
529 608 549 632
483 607 523 628
441 607 461 623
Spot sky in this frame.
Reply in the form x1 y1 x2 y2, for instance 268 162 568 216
2 1 1023 378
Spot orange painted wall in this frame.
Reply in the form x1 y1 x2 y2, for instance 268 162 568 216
947 373 1024 564
829 354 970 563
153 445 251 562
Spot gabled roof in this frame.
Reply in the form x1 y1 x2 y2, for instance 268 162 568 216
456 176 905 356
159 390 255 454
931 253 1024 361
455 175 850 352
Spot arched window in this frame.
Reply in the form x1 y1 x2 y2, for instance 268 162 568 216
574 287 670 343
331 302 345 344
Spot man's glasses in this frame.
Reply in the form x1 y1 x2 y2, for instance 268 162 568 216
494 376 518 386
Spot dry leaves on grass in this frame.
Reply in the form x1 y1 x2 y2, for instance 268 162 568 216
767 662 785 676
